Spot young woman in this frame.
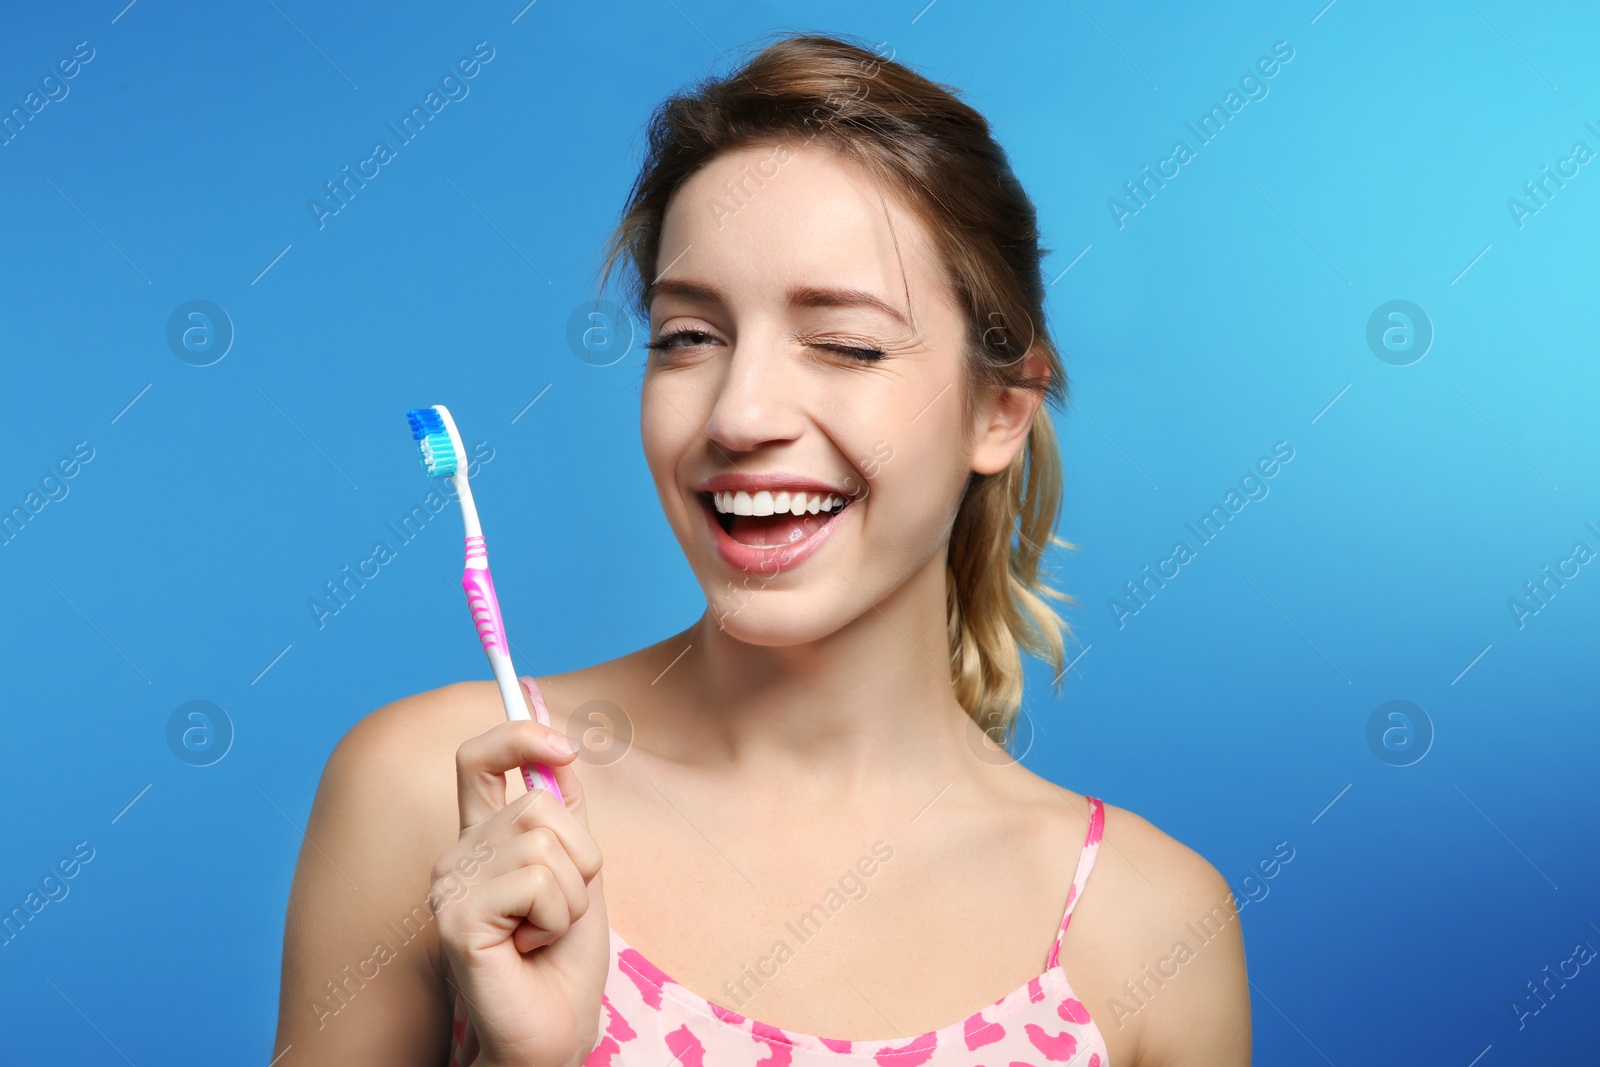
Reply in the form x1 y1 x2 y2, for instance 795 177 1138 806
273 33 1250 1067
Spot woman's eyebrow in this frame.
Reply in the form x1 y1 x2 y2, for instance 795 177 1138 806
646 278 910 327
789 284 910 327
646 278 721 307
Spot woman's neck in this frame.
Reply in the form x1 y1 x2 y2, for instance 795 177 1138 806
641 555 988 809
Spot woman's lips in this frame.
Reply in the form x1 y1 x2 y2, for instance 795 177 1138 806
698 492 852 574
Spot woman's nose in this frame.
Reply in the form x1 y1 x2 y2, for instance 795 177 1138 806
701 338 804 453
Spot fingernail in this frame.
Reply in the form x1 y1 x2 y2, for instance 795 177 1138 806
553 732 578 754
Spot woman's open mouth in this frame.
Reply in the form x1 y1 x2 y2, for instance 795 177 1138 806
696 488 855 573
702 489 851 544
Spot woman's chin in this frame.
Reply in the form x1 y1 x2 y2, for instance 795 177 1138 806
703 597 840 647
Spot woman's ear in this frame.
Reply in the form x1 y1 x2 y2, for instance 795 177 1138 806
970 347 1050 476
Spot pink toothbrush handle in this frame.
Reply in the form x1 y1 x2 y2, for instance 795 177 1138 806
519 678 566 803
462 536 510 655
462 536 564 803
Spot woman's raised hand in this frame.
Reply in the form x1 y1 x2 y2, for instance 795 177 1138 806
432 716 609 1067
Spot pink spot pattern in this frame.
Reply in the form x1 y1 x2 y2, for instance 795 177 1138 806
666 1024 708 1067
446 686 1110 1067
964 1011 1005 1050
876 1029 937 1066
1023 1022 1078 1062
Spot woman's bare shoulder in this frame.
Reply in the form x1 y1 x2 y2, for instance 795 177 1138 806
321 683 484 818
1095 796 1237 927
1007 771 1238 956
1065 790 1251 1061
341 679 522 753
337 673 589 776
313 681 514 868
337 659 635 783
1003 767 1233 922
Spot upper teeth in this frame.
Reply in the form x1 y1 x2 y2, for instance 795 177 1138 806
712 490 846 516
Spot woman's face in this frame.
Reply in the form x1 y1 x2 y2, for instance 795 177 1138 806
640 140 1036 646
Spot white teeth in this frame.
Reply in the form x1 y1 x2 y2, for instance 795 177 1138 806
710 489 847 516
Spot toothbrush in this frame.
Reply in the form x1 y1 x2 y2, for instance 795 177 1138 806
405 404 564 802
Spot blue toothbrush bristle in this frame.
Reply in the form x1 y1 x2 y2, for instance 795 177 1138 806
406 407 445 440
405 407 457 477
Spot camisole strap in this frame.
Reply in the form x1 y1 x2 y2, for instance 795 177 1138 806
1045 795 1105 970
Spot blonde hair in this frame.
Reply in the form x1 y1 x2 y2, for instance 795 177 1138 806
597 31 1079 744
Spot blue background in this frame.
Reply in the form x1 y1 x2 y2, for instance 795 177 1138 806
2 0 1597 1062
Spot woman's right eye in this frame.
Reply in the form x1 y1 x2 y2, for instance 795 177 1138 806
644 329 716 351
